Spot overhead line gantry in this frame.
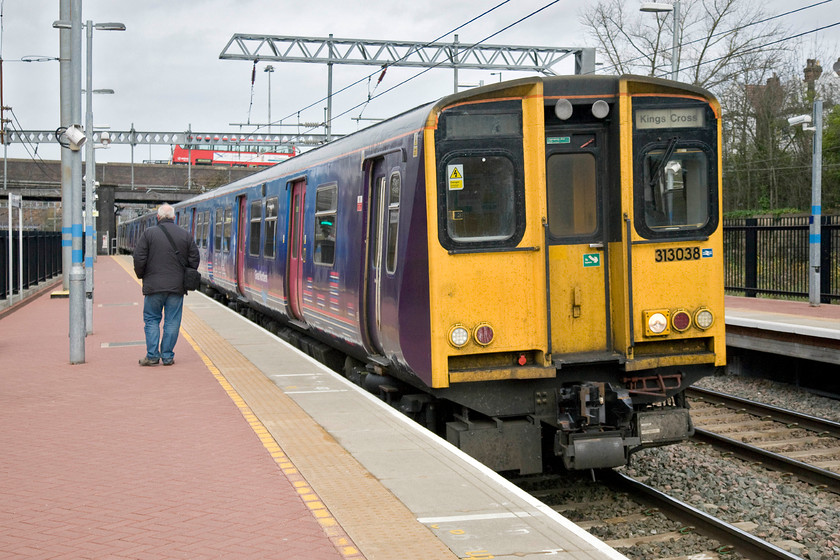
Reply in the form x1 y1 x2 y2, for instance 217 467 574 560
219 34 596 140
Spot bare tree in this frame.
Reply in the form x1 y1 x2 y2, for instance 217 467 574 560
579 0 789 90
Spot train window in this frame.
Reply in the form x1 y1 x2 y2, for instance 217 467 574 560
642 145 710 231
203 211 210 247
214 208 223 250
194 211 203 245
249 200 262 257
546 153 597 237
223 206 232 252
264 197 278 259
314 183 337 266
445 155 516 243
386 172 400 274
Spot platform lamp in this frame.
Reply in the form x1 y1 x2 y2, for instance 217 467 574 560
640 1 680 81
82 20 124 335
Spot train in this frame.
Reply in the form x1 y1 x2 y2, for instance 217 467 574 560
119 74 726 475
172 141 297 167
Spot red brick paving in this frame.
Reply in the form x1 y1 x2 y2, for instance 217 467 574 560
0 257 346 559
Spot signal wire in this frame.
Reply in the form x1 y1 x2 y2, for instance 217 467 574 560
658 20 840 80
587 0 835 77
291 0 563 139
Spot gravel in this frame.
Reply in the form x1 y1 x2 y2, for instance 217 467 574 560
619 373 840 560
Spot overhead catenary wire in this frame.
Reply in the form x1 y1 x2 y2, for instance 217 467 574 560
586 0 836 77
255 0 515 135
287 0 563 140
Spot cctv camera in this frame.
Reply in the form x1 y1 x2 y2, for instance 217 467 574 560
787 115 812 127
99 131 111 146
65 124 87 150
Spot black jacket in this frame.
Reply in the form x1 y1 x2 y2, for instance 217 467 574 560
133 218 200 295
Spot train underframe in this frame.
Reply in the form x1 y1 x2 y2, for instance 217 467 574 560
209 288 719 475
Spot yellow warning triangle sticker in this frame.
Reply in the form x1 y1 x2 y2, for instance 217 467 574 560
449 167 463 179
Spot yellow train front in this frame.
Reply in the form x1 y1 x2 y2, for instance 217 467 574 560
425 75 724 474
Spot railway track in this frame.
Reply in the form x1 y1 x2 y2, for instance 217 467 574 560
687 387 840 493
515 470 803 560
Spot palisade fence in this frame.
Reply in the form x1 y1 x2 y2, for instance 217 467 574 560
1 220 838 305
724 216 840 303
0 230 63 301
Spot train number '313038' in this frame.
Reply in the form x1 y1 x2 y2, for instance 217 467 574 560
655 247 702 262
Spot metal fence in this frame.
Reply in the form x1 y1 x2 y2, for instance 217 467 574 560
0 231 63 300
2 222 838 304
724 216 840 303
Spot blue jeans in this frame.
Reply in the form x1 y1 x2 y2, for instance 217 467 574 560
143 292 184 363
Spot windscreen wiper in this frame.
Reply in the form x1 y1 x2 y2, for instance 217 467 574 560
649 137 679 189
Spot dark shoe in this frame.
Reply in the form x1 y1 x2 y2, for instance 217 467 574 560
139 356 160 366
162 359 174 366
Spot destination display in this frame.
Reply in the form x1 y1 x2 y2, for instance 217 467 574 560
635 107 705 130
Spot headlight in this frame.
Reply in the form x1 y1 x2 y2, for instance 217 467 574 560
448 324 470 348
644 309 670 336
694 308 714 330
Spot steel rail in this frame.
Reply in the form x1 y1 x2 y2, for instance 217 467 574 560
687 386 840 438
692 428 840 494
598 469 804 560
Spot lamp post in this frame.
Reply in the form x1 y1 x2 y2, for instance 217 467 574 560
83 19 124 335
264 65 274 133
640 1 680 81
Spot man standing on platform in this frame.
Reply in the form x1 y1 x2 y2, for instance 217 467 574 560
133 203 199 366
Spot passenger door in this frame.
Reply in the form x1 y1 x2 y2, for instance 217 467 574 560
236 196 247 295
545 128 611 358
363 158 388 355
286 180 306 322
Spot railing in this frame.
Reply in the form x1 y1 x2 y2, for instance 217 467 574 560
0 231 63 300
2 222 838 304
724 216 840 303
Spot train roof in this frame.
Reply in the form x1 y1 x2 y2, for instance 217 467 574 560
175 73 718 209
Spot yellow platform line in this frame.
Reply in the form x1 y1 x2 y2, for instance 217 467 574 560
111 256 363 560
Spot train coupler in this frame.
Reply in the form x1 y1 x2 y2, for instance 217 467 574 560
555 431 637 470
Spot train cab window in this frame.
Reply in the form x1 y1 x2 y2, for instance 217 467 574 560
435 101 525 251
633 100 718 239
445 155 516 242
223 206 232 252
214 209 223 250
249 200 262 257
386 172 400 274
314 183 337 266
642 146 710 231
264 197 278 259
547 153 597 238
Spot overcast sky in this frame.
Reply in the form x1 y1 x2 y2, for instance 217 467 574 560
1 0 837 163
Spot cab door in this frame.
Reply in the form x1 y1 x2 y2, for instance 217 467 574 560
545 128 611 359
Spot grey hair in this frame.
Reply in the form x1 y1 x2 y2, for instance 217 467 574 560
157 204 175 220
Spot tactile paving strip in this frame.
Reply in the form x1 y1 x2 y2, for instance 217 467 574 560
181 308 458 560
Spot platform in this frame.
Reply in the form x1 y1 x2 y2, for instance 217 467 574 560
724 295 840 365
0 256 627 560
